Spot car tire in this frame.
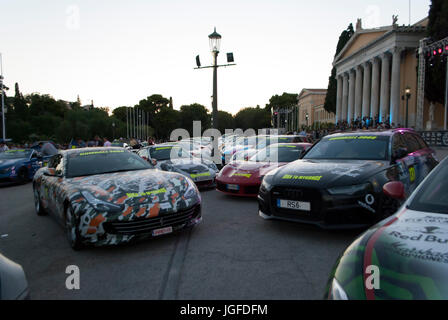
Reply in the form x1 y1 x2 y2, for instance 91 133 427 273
33 186 47 216
65 205 83 251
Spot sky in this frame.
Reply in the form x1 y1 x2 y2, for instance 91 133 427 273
0 0 431 115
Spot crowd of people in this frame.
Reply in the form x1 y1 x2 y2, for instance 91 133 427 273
0 117 404 156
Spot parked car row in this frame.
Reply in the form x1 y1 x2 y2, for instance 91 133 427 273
3 129 444 299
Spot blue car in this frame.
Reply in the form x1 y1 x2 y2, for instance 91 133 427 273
0 149 48 184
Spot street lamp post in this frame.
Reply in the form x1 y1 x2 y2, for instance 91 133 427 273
405 87 411 128
195 28 236 130
210 29 220 130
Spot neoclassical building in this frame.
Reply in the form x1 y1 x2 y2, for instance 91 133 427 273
333 17 443 129
297 88 334 128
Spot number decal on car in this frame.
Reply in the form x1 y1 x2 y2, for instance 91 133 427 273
409 166 416 183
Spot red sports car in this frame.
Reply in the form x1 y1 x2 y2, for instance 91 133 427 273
216 143 312 197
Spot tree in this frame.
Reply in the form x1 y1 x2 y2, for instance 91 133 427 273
13 83 28 119
323 23 355 114
153 107 180 139
179 103 210 136
112 106 130 123
217 111 235 132
234 106 271 130
425 0 448 105
265 93 298 112
135 94 170 127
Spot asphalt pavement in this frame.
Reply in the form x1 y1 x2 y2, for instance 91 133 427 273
0 183 358 300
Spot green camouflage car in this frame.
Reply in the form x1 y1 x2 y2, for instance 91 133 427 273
326 155 448 300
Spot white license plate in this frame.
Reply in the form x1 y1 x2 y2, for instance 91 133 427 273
277 199 311 211
152 226 173 237
227 184 240 191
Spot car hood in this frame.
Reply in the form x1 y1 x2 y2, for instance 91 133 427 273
0 159 24 168
222 161 285 180
65 169 199 211
333 209 448 300
271 159 388 188
157 158 211 173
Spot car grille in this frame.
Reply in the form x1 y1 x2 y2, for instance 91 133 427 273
103 205 201 235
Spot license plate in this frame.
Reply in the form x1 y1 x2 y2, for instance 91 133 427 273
227 184 240 191
152 226 173 237
277 199 311 211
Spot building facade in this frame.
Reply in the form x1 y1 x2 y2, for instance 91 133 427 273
296 88 334 129
333 17 444 130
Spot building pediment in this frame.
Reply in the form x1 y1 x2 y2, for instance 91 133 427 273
337 29 390 62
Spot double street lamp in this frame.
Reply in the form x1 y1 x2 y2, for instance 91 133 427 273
195 28 236 130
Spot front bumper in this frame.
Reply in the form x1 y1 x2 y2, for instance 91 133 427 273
216 180 260 197
258 185 379 229
78 204 202 246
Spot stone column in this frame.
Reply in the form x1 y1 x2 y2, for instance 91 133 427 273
355 66 363 120
348 70 356 122
336 75 343 124
370 57 381 119
341 73 349 122
362 62 371 118
379 53 391 122
390 47 403 126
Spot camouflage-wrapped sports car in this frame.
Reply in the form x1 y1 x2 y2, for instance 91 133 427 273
32 147 202 250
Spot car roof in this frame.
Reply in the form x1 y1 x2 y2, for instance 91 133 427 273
324 128 415 138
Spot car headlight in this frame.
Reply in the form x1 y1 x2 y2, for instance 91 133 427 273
327 183 370 196
260 174 274 192
184 177 199 199
206 162 218 172
328 278 348 300
80 190 124 213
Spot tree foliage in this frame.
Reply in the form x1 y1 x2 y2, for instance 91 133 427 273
323 23 354 114
217 111 235 132
179 103 210 136
234 106 271 130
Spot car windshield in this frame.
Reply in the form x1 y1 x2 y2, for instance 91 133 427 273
66 149 150 178
250 145 305 163
303 135 389 160
408 161 448 214
0 149 32 159
149 146 191 161
255 136 296 150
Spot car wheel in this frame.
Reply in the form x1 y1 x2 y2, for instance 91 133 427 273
65 205 83 251
18 167 28 183
33 186 47 216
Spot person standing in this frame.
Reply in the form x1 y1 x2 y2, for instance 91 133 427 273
103 137 112 147
0 140 9 152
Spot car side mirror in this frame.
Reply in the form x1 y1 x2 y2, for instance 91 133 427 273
151 159 157 166
383 181 405 200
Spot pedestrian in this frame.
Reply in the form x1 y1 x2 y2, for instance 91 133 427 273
0 140 9 152
94 135 103 147
103 137 112 147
